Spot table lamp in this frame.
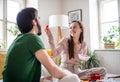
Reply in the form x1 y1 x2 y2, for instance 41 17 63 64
49 15 69 65
49 15 69 43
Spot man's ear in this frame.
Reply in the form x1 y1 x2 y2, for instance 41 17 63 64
32 19 37 26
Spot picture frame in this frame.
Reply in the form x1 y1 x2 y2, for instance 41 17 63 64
68 9 82 23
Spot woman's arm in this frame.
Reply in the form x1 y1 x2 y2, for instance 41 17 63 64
78 42 90 62
45 26 66 57
78 55 90 62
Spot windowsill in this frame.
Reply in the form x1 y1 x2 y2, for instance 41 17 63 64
94 48 120 53
95 48 120 51
0 49 7 52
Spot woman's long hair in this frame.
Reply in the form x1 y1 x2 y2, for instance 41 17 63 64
68 21 84 59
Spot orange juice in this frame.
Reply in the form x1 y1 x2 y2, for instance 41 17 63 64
46 49 52 57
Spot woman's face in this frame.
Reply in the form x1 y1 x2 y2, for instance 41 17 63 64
69 22 82 38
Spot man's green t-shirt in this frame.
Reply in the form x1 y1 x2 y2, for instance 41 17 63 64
2 33 45 82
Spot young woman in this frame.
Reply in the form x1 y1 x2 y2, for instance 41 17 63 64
45 20 106 79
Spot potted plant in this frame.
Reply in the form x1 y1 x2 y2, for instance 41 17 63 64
80 49 100 69
115 27 120 48
57 49 100 69
103 36 115 49
102 26 120 49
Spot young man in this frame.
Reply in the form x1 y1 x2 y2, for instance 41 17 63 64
2 7 80 82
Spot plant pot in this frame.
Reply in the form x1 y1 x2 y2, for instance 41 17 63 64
104 43 115 49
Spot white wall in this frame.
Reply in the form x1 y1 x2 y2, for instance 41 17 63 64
95 49 120 74
26 0 38 9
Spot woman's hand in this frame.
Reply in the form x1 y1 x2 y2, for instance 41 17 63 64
78 55 90 62
44 25 52 36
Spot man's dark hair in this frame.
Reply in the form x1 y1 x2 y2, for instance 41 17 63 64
16 7 40 34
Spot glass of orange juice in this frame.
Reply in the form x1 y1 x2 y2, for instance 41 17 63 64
46 49 52 57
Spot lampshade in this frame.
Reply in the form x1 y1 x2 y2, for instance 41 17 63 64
49 15 69 28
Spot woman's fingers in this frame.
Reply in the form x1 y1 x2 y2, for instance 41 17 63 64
44 25 49 33
44 25 51 35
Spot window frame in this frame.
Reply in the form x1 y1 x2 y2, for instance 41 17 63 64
98 0 119 48
0 0 25 50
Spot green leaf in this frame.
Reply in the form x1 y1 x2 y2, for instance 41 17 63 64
81 49 100 69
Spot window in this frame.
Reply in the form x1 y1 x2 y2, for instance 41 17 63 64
0 0 5 49
99 0 119 48
0 0 39 50
0 0 3 19
7 0 24 48
7 0 39 49
0 0 25 50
